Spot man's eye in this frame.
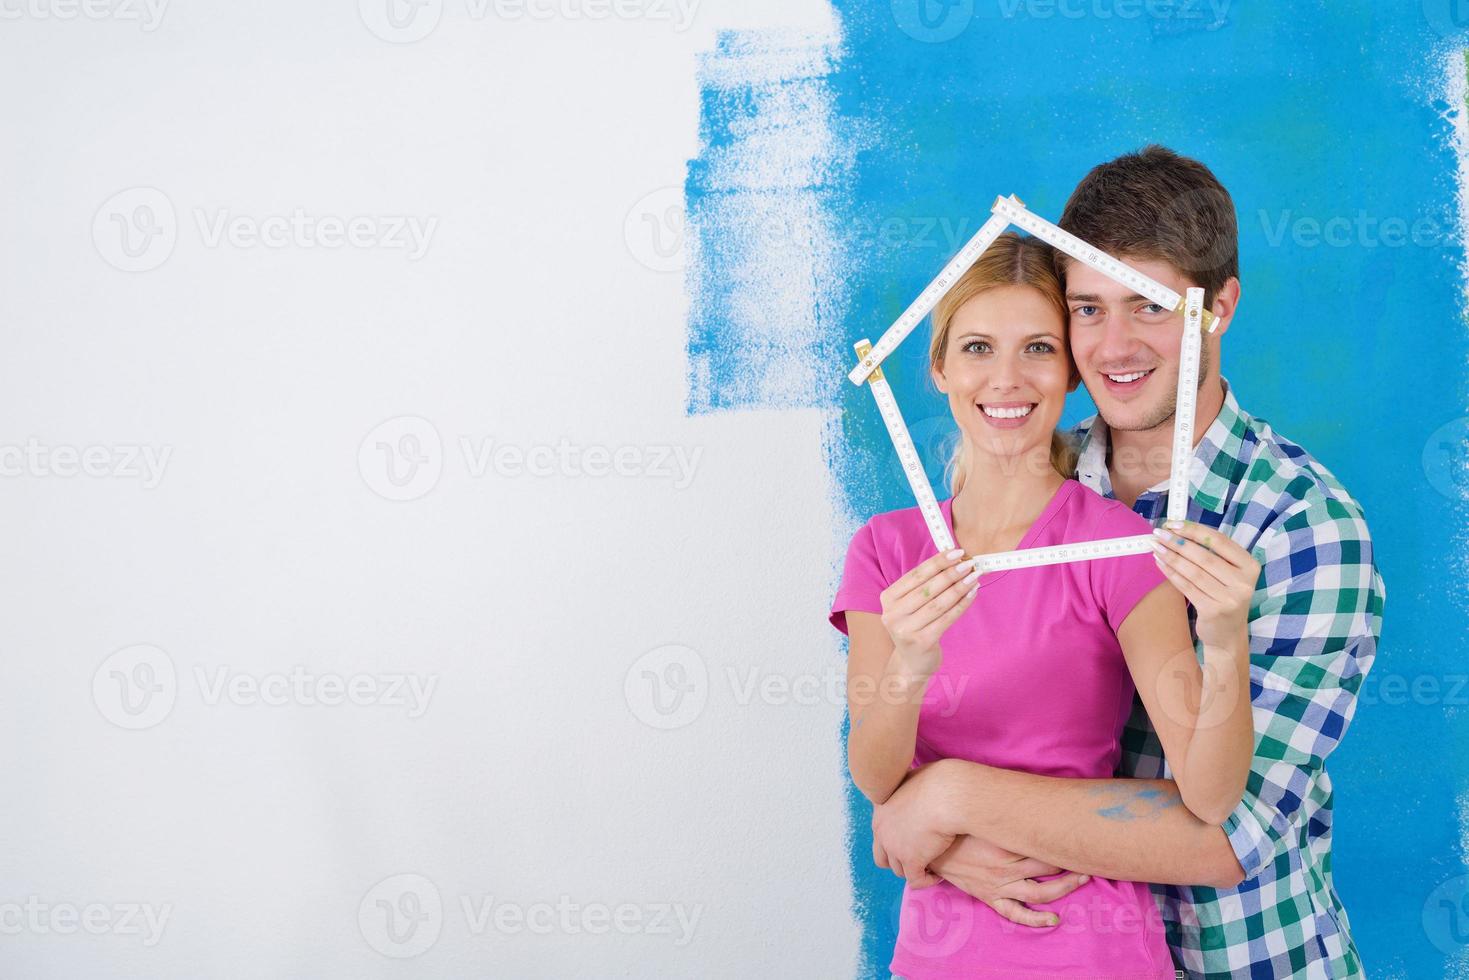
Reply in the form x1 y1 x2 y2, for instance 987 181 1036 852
1073 305 1099 318
1140 303 1167 315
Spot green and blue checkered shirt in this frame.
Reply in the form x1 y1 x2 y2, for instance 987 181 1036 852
1073 377 1385 979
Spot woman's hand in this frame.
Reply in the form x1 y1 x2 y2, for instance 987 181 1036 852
927 835 1090 928
1150 520 1261 646
879 548 981 679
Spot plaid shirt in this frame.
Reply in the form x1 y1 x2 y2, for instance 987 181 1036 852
1073 377 1385 979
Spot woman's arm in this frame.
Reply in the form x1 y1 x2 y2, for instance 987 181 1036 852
844 609 930 805
1118 581 1252 825
844 549 979 805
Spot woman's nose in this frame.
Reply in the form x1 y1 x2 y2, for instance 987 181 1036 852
987 354 1024 391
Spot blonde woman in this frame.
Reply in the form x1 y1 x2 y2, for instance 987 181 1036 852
828 233 1253 977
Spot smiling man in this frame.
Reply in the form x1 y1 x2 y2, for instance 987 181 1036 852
869 146 1386 978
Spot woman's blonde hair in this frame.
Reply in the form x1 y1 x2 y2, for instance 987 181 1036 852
929 231 1079 494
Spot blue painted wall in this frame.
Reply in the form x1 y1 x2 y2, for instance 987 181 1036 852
687 4 1469 975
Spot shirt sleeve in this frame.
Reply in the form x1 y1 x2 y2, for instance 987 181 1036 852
1220 495 1385 881
1087 503 1169 634
829 520 889 637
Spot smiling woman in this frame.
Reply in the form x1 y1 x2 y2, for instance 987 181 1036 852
928 231 1079 496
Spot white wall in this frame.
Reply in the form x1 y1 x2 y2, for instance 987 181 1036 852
0 0 860 975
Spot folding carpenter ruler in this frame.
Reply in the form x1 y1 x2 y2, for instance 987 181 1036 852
849 200 1210 571
849 195 1217 386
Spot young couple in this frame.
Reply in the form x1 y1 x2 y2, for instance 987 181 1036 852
828 146 1385 978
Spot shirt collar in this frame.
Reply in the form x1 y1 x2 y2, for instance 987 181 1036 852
1074 376 1251 514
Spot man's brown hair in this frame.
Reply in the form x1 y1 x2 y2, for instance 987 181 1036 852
1057 144 1238 306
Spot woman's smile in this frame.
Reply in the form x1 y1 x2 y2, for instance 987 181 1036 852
976 399 1039 429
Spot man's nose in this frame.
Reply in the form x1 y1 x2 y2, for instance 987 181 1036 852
1093 315 1140 363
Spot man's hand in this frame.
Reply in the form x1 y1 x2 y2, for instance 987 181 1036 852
928 835 1090 928
871 760 1090 928
870 762 959 888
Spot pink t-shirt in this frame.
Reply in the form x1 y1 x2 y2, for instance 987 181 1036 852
830 479 1175 979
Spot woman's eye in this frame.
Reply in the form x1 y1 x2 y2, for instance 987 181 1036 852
961 340 990 354
1026 342 1055 354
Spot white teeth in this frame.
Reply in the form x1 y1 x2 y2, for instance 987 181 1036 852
1106 370 1152 384
980 404 1034 419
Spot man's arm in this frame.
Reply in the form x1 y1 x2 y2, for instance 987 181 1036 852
919 760 1246 888
883 494 1383 893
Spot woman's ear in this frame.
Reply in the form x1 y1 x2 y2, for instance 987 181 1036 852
930 362 948 395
